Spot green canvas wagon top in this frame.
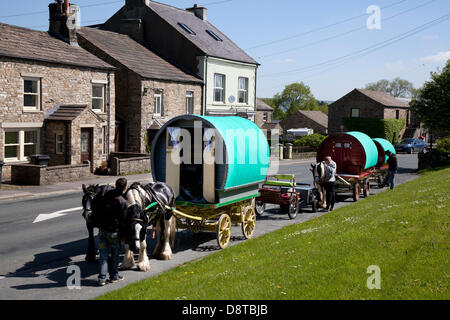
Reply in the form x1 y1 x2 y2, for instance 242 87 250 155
372 138 396 167
151 115 270 204
317 131 379 175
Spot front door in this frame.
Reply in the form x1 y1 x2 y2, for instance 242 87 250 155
81 128 92 165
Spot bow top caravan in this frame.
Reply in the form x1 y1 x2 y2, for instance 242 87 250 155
372 138 396 168
316 131 379 175
151 115 270 204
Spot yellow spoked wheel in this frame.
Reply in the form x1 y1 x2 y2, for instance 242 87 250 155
241 206 256 239
216 214 231 249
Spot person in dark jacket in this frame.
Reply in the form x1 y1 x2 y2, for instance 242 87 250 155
381 151 398 190
97 178 128 286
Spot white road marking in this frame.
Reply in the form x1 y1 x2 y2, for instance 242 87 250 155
0 276 5 280
33 207 82 224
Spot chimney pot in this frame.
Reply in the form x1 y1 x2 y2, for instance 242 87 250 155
186 4 207 21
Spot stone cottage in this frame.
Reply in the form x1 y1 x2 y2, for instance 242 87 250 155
280 110 328 135
255 99 274 127
76 26 203 153
328 89 418 136
0 3 116 181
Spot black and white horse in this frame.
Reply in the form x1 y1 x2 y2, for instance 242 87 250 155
310 162 327 209
121 182 176 271
81 181 176 271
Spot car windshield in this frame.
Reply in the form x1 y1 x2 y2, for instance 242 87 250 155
400 139 415 144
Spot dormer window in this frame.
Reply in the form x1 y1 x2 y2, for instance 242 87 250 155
178 22 196 35
206 30 222 41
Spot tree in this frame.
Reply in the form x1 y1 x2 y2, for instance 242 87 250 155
365 77 416 98
410 60 450 133
273 82 318 117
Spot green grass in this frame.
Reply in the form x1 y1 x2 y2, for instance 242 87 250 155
98 167 450 300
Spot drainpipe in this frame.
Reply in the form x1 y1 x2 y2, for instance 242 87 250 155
107 71 111 156
203 56 208 116
254 65 258 123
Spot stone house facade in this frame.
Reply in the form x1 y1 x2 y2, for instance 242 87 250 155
328 89 417 138
100 0 259 120
77 27 203 154
255 99 274 127
0 18 115 181
280 110 328 135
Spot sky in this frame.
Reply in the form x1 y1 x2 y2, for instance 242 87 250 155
0 0 449 101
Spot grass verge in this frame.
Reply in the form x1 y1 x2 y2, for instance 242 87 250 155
98 167 450 300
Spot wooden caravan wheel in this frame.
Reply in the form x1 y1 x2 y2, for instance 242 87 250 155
353 183 361 202
363 179 370 197
241 206 256 239
217 214 231 249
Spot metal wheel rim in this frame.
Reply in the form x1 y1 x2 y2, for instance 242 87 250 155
288 196 298 219
242 206 256 239
217 214 231 249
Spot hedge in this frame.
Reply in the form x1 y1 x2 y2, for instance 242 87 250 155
293 133 327 148
342 118 406 144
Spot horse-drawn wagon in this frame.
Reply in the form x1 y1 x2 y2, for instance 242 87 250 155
315 131 379 202
371 138 396 188
151 115 270 249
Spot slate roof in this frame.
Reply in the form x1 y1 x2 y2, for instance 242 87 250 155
0 23 113 70
356 89 410 108
45 104 102 122
77 27 202 83
146 1 258 65
296 110 328 128
256 98 274 111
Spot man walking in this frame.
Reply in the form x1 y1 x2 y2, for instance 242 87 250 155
381 150 398 190
97 178 128 286
322 156 337 212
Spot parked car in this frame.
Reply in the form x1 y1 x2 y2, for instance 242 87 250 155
395 138 427 153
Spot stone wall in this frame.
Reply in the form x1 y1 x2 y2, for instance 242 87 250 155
10 163 92 185
110 155 150 176
255 110 273 127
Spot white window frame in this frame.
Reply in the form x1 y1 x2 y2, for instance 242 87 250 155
351 108 360 118
263 112 268 122
154 93 163 116
92 84 105 112
23 77 41 110
214 73 225 103
238 77 249 104
55 133 64 155
186 91 194 114
4 128 40 162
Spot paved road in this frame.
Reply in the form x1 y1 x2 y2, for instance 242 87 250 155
0 154 418 300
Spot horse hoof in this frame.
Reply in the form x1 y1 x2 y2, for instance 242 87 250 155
137 262 150 272
160 252 172 260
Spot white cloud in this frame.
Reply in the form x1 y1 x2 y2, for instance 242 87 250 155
421 51 450 63
283 58 294 63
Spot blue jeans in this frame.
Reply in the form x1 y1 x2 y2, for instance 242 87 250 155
98 230 121 281
383 170 396 190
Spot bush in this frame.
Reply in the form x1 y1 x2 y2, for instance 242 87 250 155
436 137 450 155
293 133 326 148
343 117 405 144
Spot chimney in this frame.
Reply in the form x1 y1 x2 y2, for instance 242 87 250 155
48 0 80 46
186 4 207 21
119 19 144 44
125 0 150 7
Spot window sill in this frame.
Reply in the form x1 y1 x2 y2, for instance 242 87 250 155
23 108 43 113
